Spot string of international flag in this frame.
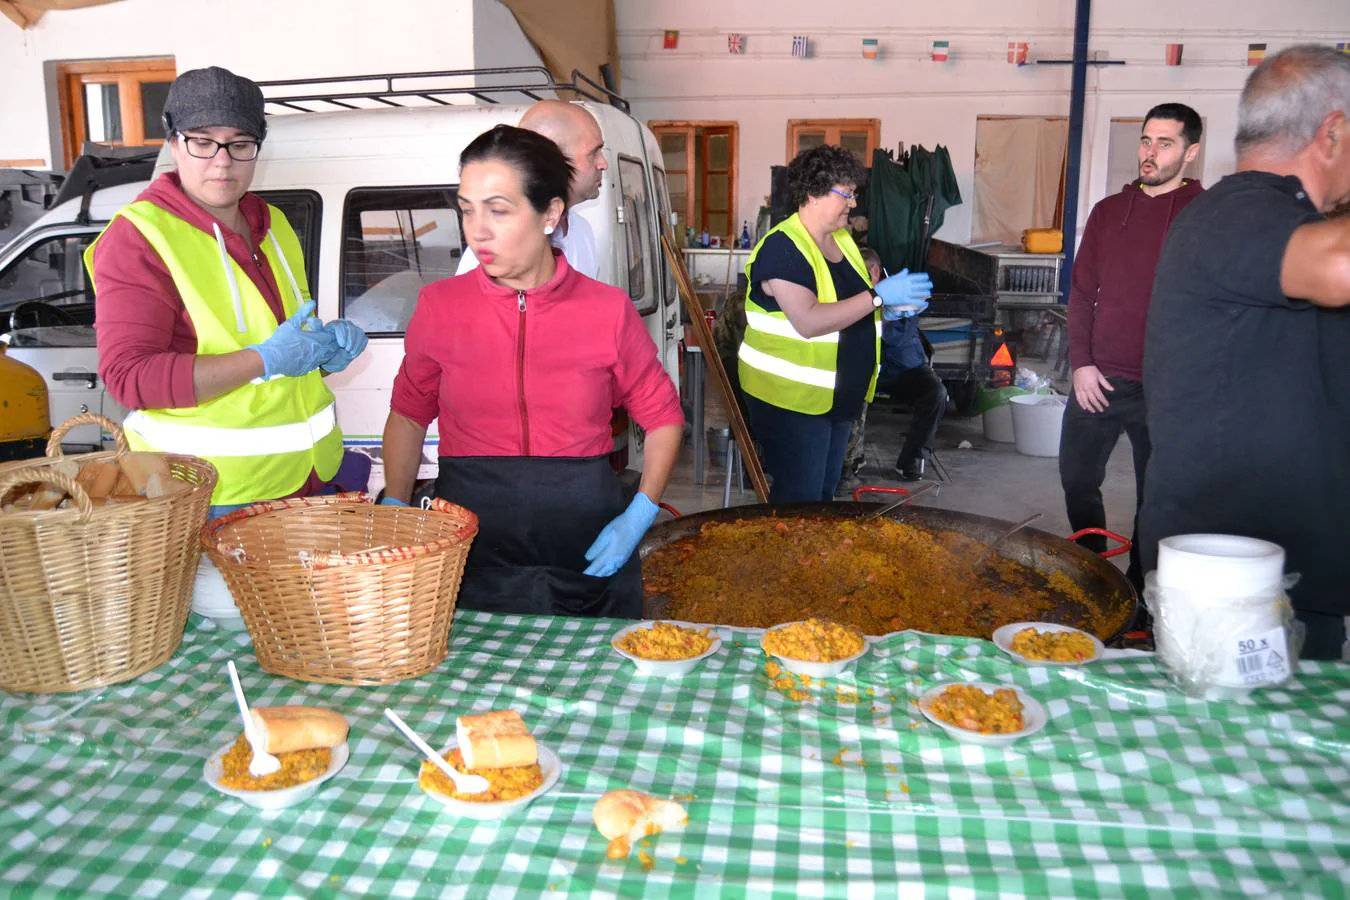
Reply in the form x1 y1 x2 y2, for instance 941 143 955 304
660 32 1350 65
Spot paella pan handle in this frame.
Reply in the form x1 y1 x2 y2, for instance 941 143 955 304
658 502 682 519
1067 527 1132 559
851 485 909 502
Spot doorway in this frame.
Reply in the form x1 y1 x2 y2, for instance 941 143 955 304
972 115 1068 245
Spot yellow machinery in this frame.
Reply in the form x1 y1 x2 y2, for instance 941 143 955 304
0 344 49 462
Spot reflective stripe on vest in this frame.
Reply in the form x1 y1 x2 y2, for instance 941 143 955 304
83 200 343 505
737 212 881 415
123 404 336 457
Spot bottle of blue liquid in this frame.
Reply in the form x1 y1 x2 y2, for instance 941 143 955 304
740 222 752 249
700 228 710 248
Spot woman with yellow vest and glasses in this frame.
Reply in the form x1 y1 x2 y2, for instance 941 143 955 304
739 145 933 502
87 67 368 519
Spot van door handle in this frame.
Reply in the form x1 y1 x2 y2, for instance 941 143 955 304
52 372 98 389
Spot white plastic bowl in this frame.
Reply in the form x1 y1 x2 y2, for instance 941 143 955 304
761 622 869 678
418 742 561 820
204 739 349 810
611 620 723 676
918 681 1047 747
992 622 1104 667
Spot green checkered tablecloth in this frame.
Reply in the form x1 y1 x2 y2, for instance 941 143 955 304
3 611 1349 898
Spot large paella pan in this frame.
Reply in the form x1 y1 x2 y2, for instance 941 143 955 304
640 497 1136 643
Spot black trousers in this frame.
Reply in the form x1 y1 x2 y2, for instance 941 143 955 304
745 394 853 503
1059 376 1149 589
879 366 947 467
1296 608 1348 661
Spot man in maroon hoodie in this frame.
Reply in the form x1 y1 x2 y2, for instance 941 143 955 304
1061 103 1204 592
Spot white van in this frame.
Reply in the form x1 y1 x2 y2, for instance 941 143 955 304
0 70 682 489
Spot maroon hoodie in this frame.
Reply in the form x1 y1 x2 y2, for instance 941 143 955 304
1067 178 1204 381
92 171 285 411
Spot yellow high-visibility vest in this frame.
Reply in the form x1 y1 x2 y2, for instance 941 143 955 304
738 213 881 415
85 200 342 505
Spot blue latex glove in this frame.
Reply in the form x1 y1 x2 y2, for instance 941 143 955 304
883 297 930 320
248 300 338 379
583 492 660 577
321 319 369 374
874 268 934 315
379 496 409 507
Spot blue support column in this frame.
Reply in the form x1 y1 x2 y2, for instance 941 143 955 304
1058 0 1092 300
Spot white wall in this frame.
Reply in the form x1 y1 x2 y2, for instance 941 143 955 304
616 0 1350 246
0 0 481 169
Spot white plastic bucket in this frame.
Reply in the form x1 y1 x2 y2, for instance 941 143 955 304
982 405 1016 443
1008 394 1067 458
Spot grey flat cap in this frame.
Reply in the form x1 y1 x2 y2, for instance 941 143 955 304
162 67 267 140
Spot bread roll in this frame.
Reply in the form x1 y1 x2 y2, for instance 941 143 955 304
592 790 688 858
75 462 122 499
457 709 537 770
249 706 348 754
117 452 170 495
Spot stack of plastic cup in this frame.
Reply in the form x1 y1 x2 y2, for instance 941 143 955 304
1151 534 1294 698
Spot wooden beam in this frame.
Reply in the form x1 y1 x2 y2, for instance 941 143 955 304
661 231 768 502
0 158 47 167
0 2 35 27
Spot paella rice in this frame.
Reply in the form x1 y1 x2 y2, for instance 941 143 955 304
614 621 714 660
219 734 332 791
927 685 1025 734
762 618 865 662
419 747 544 803
1010 627 1097 662
645 517 1110 638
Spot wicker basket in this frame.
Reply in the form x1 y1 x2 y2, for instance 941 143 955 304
202 494 478 685
0 414 217 693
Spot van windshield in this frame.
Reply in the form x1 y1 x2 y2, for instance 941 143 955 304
0 231 97 345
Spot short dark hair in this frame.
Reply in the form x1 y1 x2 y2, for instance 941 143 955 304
786 144 867 208
459 124 575 214
1143 103 1203 146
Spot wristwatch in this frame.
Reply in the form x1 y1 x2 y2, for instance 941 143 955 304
869 287 883 308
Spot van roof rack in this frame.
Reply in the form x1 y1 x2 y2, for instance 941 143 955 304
256 66 629 115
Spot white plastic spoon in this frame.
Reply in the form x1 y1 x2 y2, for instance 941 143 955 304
384 708 490 795
227 660 281 777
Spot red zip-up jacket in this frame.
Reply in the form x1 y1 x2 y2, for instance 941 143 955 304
391 253 684 457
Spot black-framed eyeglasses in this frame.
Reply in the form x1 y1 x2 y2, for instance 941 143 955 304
179 134 261 162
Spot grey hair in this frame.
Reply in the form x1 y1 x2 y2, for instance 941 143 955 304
1236 44 1350 157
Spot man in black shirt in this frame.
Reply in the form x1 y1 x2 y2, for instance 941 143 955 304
1140 45 1350 660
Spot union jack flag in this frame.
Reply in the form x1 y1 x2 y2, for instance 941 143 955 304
792 35 809 58
728 33 745 54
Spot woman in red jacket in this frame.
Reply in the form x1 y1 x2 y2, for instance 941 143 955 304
381 125 684 618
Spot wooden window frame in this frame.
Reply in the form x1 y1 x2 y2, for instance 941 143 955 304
57 57 176 168
649 120 738 240
786 118 880 163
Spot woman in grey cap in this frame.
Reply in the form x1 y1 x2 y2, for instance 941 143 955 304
85 66 369 519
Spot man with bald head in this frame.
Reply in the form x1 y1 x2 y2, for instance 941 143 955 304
1139 45 1350 659
457 99 608 277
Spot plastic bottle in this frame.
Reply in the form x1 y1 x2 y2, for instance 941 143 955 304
700 228 710 248
740 222 751 249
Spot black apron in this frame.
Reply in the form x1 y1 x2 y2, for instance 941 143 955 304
435 455 643 619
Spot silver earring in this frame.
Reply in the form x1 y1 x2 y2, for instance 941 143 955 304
544 225 555 236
